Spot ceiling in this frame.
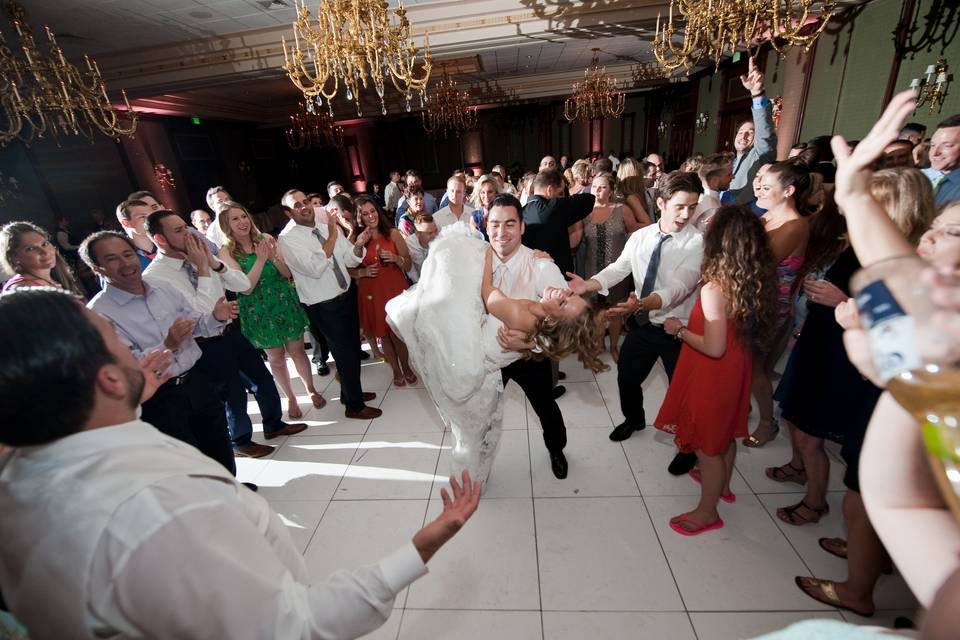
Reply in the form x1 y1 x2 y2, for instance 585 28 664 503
10 0 860 125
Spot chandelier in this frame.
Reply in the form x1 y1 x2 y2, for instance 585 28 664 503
421 69 477 137
631 61 670 85
285 100 344 150
910 58 950 114
0 1 137 147
653 0 838 72
563 49 625 123
281 0 432 118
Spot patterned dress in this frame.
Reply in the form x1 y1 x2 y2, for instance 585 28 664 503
583 204 630 304
236 251 309 349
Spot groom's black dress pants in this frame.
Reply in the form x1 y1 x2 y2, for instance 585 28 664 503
502 357 566 454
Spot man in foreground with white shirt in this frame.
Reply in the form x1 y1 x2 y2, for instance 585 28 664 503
567 172 704 477
0 288 481 640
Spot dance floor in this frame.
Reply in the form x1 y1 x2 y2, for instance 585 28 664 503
238 349 919 639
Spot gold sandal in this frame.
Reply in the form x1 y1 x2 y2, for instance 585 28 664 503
795 577 874 617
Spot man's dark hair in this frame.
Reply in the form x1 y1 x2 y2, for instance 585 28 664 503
0 289 115 446
405 169 421 180
901 122 926 135
79 230 135 268
658 171 704 201
326 181 343 191
306 192 324 202
127 190 156 202
330 193 353 211
281 188 302 208
489 193 523 220
146 210 180 237
116 199 148 222
938 114 960 130
533 169 564 190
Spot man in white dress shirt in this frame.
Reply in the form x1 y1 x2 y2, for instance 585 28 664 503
279 189 383 419
204 186 232 248
384 170 403 212
405 213 439 283
693 154 733 230
433 176 476 230
568 172 704 476
0 288 481 640
487 193 572 479
143 210 306 457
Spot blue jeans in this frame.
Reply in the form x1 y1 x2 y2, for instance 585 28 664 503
195 328 284 446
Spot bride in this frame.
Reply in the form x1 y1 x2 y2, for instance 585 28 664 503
386 223 604 483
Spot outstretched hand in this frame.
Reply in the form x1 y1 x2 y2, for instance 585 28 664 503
607 292 640 317
412 470 482 564
565 271 589 295
831 89 917 204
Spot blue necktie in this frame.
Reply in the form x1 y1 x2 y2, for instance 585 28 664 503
636 233 670 324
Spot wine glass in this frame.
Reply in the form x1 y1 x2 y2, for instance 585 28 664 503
851 255 960 521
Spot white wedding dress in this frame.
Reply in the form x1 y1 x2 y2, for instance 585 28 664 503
386 223 520 483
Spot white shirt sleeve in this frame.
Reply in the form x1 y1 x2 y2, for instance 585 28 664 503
216 262 252 293
108 499 427 640
532 259 568 295
336 233 363 268
280 230 335 280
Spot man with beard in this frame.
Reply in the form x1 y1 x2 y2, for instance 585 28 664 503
81 231 238 473
143 210 307 458
0 288 481 639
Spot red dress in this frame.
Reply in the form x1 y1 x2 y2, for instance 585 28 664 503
357 233 408 338
654 298 752 456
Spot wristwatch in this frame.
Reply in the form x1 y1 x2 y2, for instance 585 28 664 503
675 326 686 342
212 261 226 273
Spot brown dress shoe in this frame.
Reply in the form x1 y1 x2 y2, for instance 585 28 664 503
264 422 308 440
345 406 383 419
339 391 377 405
234 442 275 458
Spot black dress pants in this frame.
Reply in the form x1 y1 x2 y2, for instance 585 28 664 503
617 318 682 428
140 369 236 475
304 291 366 411
502 357 566 454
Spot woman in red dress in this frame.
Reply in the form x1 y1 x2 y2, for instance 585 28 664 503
352 196 417 387
655 206 779 536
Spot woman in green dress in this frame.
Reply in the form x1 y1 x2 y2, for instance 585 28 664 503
217 202 325 418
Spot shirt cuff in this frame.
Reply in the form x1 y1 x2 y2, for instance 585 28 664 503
378 542 428 594
752 96 770 109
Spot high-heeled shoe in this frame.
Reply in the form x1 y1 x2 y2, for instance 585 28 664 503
743 421 779 448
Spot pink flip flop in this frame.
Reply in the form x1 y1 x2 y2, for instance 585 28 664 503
669 515 725 537
688 468 736 503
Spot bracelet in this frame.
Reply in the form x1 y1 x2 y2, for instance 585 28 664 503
675 326 686 342
212 261 226 273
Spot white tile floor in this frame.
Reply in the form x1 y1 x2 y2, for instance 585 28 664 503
239 351 920 639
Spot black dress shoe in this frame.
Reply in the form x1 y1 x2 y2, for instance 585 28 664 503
558 371 567 381
359 350 371 361
553 385 566 399
317 362 331 376
668 451 698 476
609 421 644 442
550 451 568 479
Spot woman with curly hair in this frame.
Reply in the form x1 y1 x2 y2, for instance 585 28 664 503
654 206 779 536
0 221 82 295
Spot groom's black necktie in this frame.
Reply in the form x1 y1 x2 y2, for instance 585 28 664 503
635 232 671 325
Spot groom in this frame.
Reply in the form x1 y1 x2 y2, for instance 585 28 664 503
486 193 570 479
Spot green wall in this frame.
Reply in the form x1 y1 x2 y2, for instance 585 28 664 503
801 0 960 140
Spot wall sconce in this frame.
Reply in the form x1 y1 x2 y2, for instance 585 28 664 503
657 120 668 138
153 163 176 190
694 112 709 134
910 58 950 114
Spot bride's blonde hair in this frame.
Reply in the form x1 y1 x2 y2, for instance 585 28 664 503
523 308 608 372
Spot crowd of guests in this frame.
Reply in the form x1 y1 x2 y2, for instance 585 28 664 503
1 56 959 636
